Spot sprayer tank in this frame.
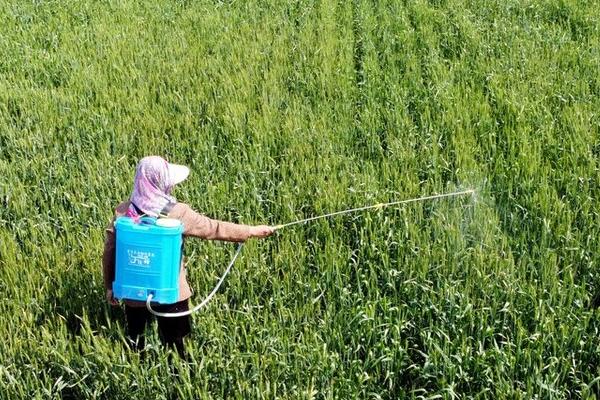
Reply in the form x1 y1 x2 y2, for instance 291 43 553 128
113 217 183 304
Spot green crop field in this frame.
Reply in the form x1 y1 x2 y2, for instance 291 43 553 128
1 0 599 398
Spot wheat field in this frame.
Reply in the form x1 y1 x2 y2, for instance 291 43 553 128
0 0 599 398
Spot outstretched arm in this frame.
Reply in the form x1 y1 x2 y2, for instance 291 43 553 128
172 203 273 241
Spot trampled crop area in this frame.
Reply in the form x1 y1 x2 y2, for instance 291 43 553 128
0 0 599 398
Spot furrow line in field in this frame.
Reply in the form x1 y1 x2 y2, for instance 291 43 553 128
350 0 366 124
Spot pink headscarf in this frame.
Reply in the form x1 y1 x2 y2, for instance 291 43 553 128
127 156 189 218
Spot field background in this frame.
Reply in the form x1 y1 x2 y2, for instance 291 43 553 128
1 0 599 398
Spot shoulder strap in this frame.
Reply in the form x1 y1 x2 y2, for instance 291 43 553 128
130 201 176 219
159 201 176 218
129 202 145 217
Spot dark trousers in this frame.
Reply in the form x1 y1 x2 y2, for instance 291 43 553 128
125 299 191 360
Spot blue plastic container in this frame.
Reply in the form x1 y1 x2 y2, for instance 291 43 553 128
113 216 183 304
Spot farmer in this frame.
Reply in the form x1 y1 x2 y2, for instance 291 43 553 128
102 156 274 359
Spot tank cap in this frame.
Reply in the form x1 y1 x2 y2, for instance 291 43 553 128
156 218 182 228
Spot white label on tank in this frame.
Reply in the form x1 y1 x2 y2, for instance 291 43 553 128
127 249 155 267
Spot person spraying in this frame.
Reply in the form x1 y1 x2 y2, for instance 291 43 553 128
102 156 274 359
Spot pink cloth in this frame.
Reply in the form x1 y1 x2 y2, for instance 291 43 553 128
128 156 177 217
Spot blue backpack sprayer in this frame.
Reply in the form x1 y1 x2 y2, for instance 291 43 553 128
113 216 184 304
112 189 474 317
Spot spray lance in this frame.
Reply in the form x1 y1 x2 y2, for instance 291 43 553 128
143 189 475 317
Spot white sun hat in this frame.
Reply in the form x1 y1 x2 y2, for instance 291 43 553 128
167 162 190 186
